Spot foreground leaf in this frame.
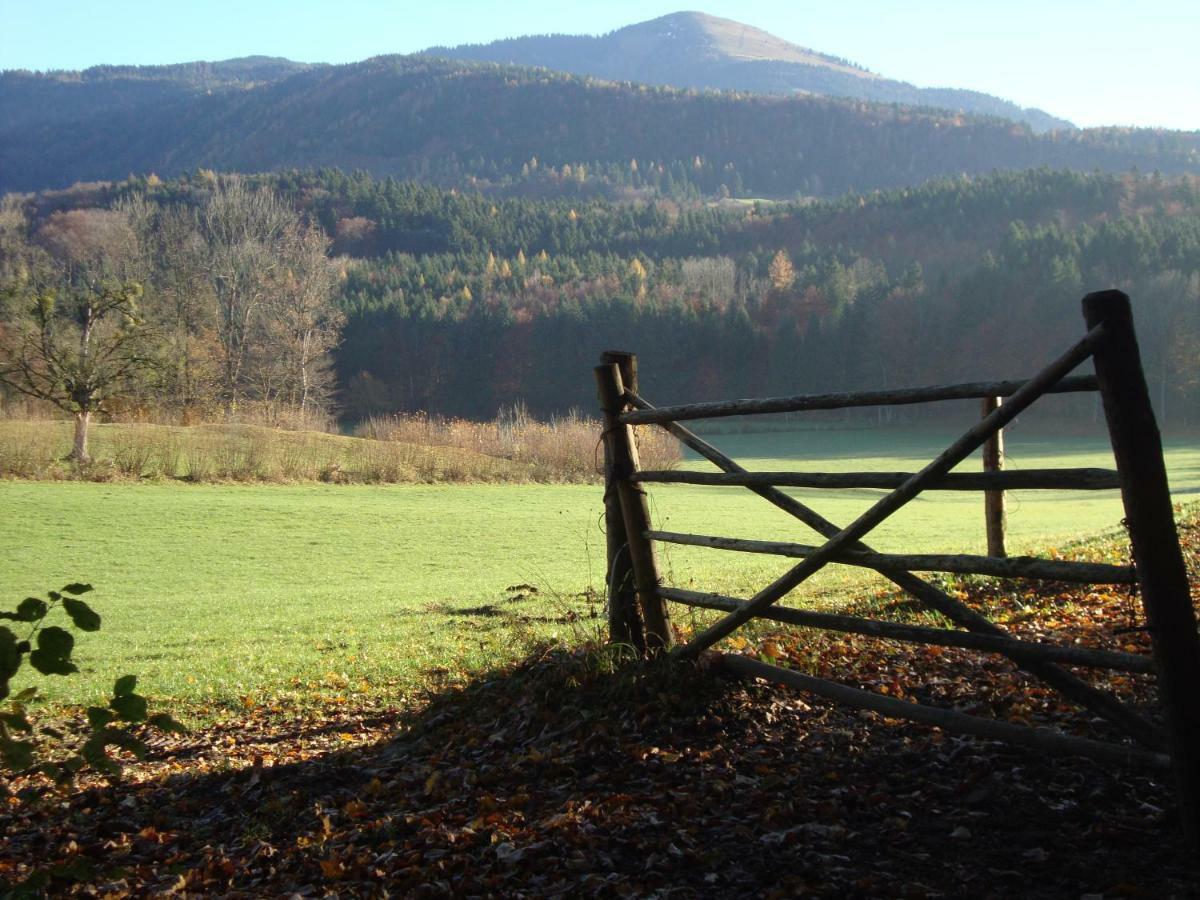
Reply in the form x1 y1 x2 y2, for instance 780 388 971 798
0 597 48 624
28 626 76 676
62 597 101 632
86 706 115 729
80 734 120 777
0 733 35 770
149 712 187 733
1 707 32 733
0 627 20 696
110 692 148 723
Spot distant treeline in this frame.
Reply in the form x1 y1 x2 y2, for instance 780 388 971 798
5 168 1199 426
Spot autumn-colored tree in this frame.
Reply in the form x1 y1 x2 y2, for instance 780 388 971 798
768 249 796 293
626 257 648 300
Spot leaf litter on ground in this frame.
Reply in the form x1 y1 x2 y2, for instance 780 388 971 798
2 509 1199 897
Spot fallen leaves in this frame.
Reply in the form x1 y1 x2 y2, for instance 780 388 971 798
0 511 1197 896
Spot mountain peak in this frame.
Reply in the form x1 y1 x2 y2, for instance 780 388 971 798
427 11 1069 132
617 11 875 77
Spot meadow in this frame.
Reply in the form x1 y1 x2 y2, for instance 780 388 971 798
0 406 681 484
2 421 1197 718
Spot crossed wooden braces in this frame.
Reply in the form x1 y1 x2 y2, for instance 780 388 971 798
595 290 1200 846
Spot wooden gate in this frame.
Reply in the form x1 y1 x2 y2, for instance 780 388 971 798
595 290 1200 843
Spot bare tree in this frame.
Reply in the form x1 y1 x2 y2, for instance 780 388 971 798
194 179 294 413
681 256 736 308
257 225 343 419
133 202 222 419
0 209 160 461
192 179 343 421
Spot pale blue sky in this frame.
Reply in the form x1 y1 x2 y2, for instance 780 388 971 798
1 1 1196 130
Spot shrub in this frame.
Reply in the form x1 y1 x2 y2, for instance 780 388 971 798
0 584 183 790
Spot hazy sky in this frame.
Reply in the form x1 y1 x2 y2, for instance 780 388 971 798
2 0 1196 130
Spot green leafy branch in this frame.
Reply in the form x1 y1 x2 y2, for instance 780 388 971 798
0 584 184 791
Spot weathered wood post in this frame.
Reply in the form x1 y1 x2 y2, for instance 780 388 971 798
981 396 1007 557
1083 289 1200 848
595 357 673 654
597 351 644 653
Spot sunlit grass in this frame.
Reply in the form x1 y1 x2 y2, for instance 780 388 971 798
0 415 678 484
2 423 1195 720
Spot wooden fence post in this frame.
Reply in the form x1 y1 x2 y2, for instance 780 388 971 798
1083 289 1200 848
981 396 1007 557
595 360 673 654
597 351 644 654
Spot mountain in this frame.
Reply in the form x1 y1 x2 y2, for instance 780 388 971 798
426 12 1072 133
2 56 1198 197
0 56 316 132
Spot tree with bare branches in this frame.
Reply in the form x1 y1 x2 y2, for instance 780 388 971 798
256 225 344 419
194 179 294 413
193 179 341 419
0 208 162 461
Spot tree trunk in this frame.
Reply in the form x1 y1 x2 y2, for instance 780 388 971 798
299 329 312 415
72 410 92 463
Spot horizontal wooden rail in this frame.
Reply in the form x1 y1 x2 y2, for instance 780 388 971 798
649 531 1137 584
633 468 1121 492
719 654 1169 770
663 587 1155 673
621 374 1099 426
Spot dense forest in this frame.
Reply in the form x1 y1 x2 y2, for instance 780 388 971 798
2 57 1199 197
323 169 1200 422
0 57 316 131
3 168 1197 428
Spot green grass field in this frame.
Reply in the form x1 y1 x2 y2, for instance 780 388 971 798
3 423 1197 717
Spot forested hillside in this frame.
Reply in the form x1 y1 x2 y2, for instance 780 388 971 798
5 168 1197 426
0 57 315 131
321 169 1200 422
2 57 1198 197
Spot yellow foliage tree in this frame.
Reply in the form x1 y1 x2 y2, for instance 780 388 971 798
768 250 796 292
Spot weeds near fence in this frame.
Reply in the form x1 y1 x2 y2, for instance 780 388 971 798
0 405 680 484
359 403 680 482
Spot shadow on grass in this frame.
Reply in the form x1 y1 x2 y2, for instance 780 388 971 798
447 604 596 627
2 643 1197 897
